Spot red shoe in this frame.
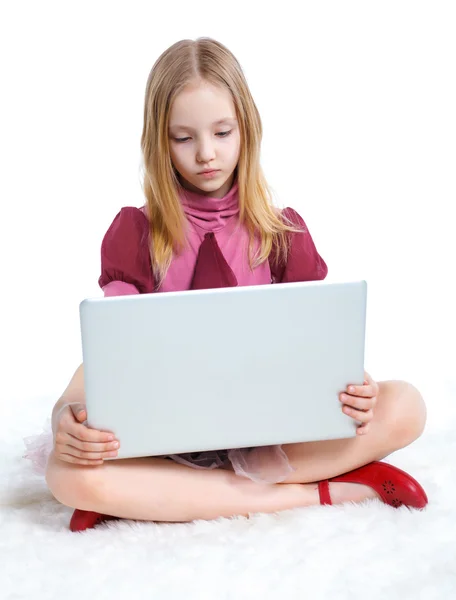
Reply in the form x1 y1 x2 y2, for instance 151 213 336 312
69 509 119 532
318 461 428 509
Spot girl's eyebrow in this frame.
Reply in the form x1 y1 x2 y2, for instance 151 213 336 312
169 117 237 131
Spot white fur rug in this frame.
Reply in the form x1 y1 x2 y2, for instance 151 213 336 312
2 378 456 600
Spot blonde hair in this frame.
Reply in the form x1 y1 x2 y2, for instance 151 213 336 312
140 37 300 288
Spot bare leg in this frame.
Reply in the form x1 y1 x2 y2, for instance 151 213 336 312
277 380 427 504
45 380 426 521
281 381 426 483
46 451 321 521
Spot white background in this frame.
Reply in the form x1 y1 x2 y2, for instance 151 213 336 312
1 1 455 426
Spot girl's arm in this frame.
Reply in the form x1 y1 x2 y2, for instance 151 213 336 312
270 207 328 284
51 363 85 434
51 208 153 433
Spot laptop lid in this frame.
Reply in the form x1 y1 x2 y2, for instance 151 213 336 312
79 280 367 459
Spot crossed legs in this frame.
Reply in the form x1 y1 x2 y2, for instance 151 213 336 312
45 380 427 521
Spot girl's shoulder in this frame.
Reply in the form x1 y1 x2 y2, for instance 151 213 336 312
99 206 154 293
278 206 307 230
269 206 307 235
101 206 149 245
104 204 148 228
270 206 328 283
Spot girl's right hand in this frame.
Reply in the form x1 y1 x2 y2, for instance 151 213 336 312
53 402 120 466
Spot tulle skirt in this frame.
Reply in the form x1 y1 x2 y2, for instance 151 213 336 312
23 419 296 484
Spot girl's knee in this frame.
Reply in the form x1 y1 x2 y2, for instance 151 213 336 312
407 382 427 437
390 381 427 446
45 451 104 510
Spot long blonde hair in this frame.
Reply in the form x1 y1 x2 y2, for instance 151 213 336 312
140 37 300 288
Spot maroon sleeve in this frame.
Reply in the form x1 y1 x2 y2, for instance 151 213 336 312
98 207 155 294
269 207 328 283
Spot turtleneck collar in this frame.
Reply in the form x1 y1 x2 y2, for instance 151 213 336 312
179 177 240 232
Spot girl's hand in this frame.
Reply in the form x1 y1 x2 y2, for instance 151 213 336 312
339 370 379 436
53 402 120 466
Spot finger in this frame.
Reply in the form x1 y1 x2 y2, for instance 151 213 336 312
69 403 87 422
55 427 116 450
65 431 120 453
345 384 376 398
364 371 376 386
60 433 120 454
74 408 86 422
75 410 87 423
363 371 379 394
58 453 105 466
342 405 374 424
68 422 116 444
357 423 370 435
64 444 119 460
340 393 376 411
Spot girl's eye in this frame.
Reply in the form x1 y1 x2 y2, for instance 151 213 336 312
174 131 232 143
216 130 231 138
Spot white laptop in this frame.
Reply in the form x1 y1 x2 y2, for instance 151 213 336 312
79 280 367 460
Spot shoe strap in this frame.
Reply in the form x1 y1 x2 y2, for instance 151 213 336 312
318 480 332 505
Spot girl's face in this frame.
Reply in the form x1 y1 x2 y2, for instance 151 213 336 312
168 81 241 198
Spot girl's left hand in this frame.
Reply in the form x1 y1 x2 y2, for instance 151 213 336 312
339 370 379 435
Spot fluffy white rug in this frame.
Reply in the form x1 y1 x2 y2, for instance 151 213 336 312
2 377 455 600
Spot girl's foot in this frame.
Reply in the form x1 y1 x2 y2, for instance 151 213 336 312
69 509 119 532
318 461 428 509
325 482 381 504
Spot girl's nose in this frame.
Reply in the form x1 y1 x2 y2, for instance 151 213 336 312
196 138 216 163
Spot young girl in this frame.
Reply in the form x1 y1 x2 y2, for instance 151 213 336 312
24 37 428 532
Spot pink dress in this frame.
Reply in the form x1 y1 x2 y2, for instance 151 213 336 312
23 176 328 484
